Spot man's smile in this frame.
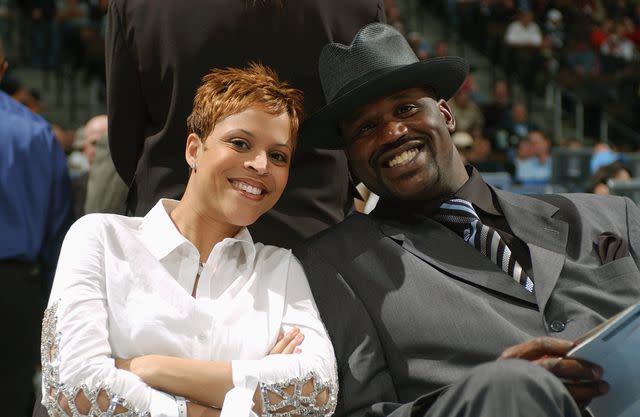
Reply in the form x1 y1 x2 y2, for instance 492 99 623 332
376 138 426 168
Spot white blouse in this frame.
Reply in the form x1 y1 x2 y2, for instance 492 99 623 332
41 199 337 417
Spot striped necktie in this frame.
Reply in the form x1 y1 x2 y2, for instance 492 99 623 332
434 198 534 293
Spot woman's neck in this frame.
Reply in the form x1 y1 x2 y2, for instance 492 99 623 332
170 192 241 263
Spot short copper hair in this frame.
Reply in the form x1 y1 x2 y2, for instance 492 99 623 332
187 62 304 143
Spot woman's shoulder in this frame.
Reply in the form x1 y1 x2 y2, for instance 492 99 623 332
253 242 294 261
66 212 143 241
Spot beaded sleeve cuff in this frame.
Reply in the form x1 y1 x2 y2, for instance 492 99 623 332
259 372 337 417
40 302 150 417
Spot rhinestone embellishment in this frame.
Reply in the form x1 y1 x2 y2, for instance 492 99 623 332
259 371 337 417
40 301 150 417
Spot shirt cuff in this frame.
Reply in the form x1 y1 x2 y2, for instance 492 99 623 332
149 390 179 417
220 360 260 417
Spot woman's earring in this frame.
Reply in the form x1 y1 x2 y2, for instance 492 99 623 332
191 162 197 172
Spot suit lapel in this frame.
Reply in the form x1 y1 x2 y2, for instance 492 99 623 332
494 189 568 313
379 218 538 305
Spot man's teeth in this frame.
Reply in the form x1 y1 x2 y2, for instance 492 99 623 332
388 148 419 167
233 181 263 195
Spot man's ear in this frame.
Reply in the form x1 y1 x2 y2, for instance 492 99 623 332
438 99 456 133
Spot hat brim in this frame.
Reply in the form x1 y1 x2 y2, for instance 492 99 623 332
300 56 469 150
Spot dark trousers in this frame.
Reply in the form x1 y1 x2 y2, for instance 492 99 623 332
378 360 582 417
0 260 44 417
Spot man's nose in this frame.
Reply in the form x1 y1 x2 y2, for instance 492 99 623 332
379 119 408 144
245 151 269 175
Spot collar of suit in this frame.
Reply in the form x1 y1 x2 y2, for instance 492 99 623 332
373 167 568 311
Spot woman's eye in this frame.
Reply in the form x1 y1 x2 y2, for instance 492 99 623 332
270 152 289 163
230 139 249 150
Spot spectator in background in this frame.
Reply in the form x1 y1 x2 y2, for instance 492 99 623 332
82 114 107 167
467 126 507 172
504 9 543 94
590 142 621 173
515 130 552 185
545 8 564 50
84 130 129 216
482 78 512 150
407 31 431 60
432 39 450 57
504 9 542 47
506 102 536 143
542 8 564 75
590 18 613 49
576 0 606 22
0 39 72 417
606 0 633 21
587 161 632 195
600 20 636 63
565 38 601 77
622 16 640 49
27 0 58 69
66 115 109 219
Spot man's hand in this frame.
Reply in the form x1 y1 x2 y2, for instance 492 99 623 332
498 337 609 409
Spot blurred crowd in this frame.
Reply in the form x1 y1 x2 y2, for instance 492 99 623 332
385 0 640 196
0 0 107 116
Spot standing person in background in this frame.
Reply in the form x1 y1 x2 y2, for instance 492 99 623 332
0 39 72 417
514 130 552 185
106 0 385 248
84 130 129 215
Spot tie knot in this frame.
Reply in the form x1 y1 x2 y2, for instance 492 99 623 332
435 198 480 224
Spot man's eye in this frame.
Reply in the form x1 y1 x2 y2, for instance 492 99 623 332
357 123 375 136
397 104 416 114
230 139 250 150
270 152 289 163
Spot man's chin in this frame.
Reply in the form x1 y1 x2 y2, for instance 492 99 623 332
381 177 437 201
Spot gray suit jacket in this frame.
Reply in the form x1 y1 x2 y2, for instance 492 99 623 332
294 190 640 417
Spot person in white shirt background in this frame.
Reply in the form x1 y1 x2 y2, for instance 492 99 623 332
40 63 337 417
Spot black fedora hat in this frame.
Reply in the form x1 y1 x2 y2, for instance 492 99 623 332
301 23 469 150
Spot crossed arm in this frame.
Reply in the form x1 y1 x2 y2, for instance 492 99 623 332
114 329 307 415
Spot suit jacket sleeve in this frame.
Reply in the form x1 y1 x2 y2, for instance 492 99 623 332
625 197 640 272
106 0 146 186
296 244 426 417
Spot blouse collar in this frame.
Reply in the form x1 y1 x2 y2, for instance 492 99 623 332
139 199 257 269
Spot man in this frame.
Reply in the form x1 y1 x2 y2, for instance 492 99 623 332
105 0 385 248
0 39 72 417
295 23 640 417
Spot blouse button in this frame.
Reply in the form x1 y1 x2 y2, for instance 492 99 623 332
198 333 207 341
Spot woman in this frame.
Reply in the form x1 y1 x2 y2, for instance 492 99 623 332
40 63 337 417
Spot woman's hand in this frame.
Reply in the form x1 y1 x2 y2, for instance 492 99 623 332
270 327 304 354
187 402 221 417
115 355 156 383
